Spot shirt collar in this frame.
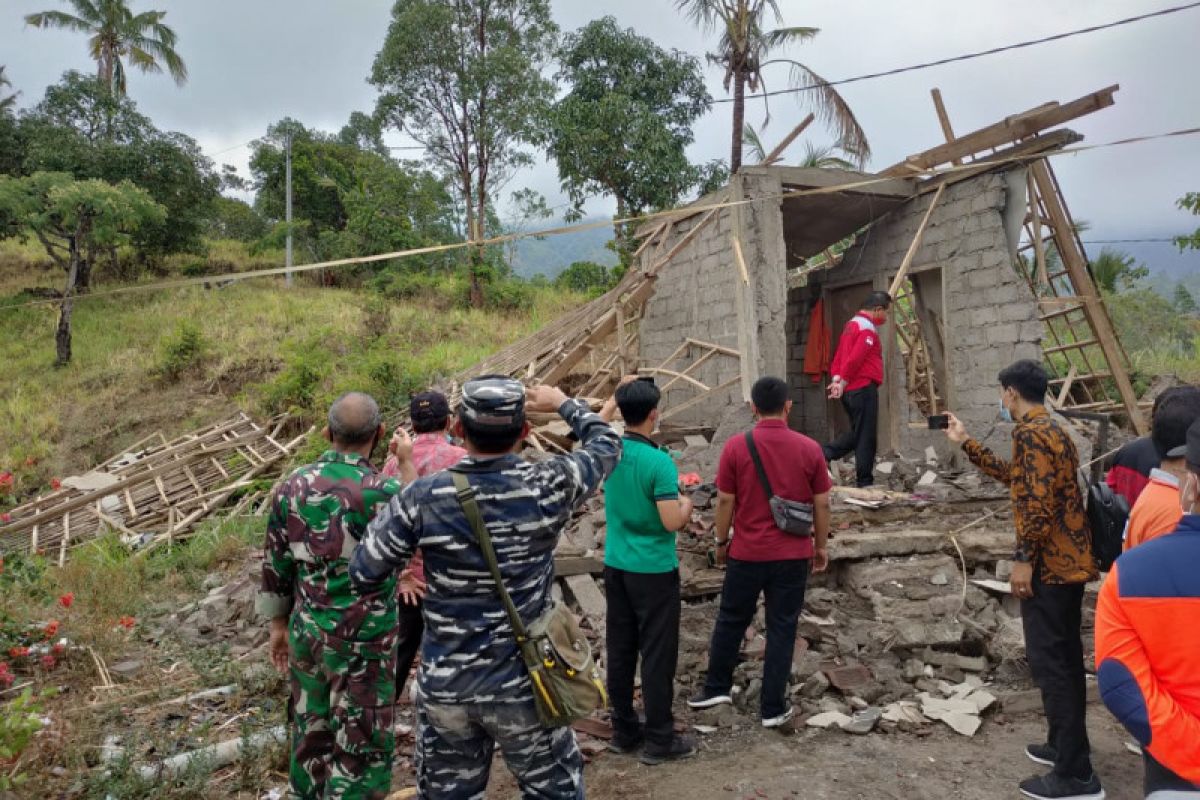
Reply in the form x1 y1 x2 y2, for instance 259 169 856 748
1149 468 1182 488
317 449 373 468
756 418 788 429
623 431 659 449
452 453 522 473
1019 406 1050 423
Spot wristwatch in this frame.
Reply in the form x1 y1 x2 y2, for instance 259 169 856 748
714 537 729 547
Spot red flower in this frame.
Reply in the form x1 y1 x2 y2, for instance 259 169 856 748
40 654 56 671
50 478 62 491
8 647 28 659
58 592 74 609
680 472 702 487
0 515 8 525
51 643 65 656
0 668 11 689
44 620 59 638
0 472 12 493
118 616 135 630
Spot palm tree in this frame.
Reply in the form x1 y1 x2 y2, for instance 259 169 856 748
25 0 187 97
743 123 856 169
0 66 18 112
677 0 869 173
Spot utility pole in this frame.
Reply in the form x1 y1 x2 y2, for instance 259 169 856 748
284 132 293 288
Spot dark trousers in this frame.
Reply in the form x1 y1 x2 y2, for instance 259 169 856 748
395 599 424 701
823 383 879 488
1021 574 1093 781
1145 751 1200 795
604 566 681 749
702 557 810 719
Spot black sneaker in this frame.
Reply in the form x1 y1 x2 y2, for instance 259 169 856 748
686 691 732 709
1025 743 1058 767
1018 772 1105 800
640 734 697 766
607 731 643 755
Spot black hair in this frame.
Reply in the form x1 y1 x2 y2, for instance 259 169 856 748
413 415 450 434
615 379 661 426
997 359 1049 404
1153 385 1194 417
1152 385 1200 457
863 290 892 310
458 416 524 455
751 376 789 415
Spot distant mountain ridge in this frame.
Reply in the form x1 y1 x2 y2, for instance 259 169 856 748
511 217 618 278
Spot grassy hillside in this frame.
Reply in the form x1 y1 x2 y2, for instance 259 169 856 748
0 261 585 506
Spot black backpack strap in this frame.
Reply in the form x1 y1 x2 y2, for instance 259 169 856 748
744 430 775 500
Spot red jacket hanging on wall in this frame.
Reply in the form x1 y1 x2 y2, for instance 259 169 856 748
830 312 884 391
803 299 831 384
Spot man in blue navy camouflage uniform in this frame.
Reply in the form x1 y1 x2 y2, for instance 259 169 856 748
350 376 621 800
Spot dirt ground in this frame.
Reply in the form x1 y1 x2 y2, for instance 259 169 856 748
484 709 1144 800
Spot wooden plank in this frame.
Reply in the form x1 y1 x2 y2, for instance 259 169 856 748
658 349 720 393
1056 365 1079 407
1044 338 1098 355
659 376 742 422
1028 172 1049 288
929 88 960 165
731 235 750 285
563 573 607 621
639 367 709 392
1029 160 1145 433
882 85 1118 176
887 183 946 298
648 206 722 275
685 338 741 358
554 556 604 578
729 174 757 403
759 113 814 166
914 129 1081 196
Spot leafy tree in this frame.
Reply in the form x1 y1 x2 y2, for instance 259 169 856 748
25 0 187 96
371 0 558 306
1107 287 1194 358
676 0 869 173
18 72 219 271
0 67 18 113
337 111 389 158
250 119 458 279
1176 192 1200 252
1175 283 1198 316
0 172 165 364
554 260 612 294
1089 246 1148 294
743 122 854 168
545 17 712 259
205 196 266 242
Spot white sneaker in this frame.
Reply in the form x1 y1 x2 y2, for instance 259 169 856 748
762 708 795 728
687 692 732 709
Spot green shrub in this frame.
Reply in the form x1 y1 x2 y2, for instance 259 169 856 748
156 322 206 380
0 688 51 791
478 277 534 311
261 349 326 415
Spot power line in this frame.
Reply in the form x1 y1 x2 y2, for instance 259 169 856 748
713 1 1200 104
1082 238 1181 244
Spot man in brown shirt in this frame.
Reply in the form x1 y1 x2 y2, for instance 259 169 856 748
947 359 1102 800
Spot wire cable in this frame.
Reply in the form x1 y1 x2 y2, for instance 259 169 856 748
713 1 1200 104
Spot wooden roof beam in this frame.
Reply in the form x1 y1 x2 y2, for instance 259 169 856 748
882 85 1118 176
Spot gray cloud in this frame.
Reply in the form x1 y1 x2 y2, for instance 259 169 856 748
2 0 1197 270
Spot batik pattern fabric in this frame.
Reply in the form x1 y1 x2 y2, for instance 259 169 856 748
963 407 1097 584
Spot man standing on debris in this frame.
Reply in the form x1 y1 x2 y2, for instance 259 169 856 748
823 290 892 487
381 391 467 702
257 392 417 800
688 376 831 729
350 377 621 800
946 360 1104 800
598 375 697 764
1124 387 1200 552
1096 418 1200 797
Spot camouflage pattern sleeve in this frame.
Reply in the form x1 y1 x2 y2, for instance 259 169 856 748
962 438 1013 486
350 484 420 595
255 484 296 620
533 398 622 511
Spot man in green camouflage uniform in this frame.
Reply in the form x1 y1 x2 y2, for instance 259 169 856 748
257 392 417 800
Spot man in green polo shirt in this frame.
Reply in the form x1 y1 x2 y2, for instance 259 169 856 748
599 376 696 765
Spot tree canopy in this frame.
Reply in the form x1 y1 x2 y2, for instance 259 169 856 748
546 16 714 258
371 0 558 304
1090 247 1148 294
25 0 187 96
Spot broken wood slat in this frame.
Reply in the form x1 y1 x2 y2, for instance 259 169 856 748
1039 303 1087 321
929 89 960 166
563 574 606 622
647 205 723 276
914 129 1081 196
1028 171 1049 288
1056 365 1079 407
659 376 742 422
887 183 946 298
685 338 741 359
1029 159 1145 433
639 366 709 392
1049 371 1111 385
882 85 1118 176
59 512 70 567
731 235 750 285
658 349 720 393
758 113 814 166
1043 338 1099 356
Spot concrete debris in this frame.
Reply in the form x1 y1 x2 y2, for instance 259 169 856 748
881 701 926 726
823 663 873 693
805 711 852 730
917 471 939 487
844 707 882 735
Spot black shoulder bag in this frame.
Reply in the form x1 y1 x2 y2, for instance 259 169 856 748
744 431 815 537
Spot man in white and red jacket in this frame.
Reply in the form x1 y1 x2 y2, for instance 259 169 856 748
823 290 891 487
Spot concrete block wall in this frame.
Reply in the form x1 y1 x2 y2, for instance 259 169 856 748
790 169 1042 457
785 282 831 440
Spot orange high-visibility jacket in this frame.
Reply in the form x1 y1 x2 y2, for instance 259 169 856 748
1095 513 1200 782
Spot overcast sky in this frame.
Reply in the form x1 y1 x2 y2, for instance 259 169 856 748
2 0 1197 273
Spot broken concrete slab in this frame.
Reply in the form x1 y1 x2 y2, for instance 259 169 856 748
881 701 926 726
844 707 882 735
917 471 939 487
823 663 873 693
921 648 988 673
805 711 851 730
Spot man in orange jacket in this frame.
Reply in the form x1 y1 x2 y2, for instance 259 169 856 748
1124 387 1200 552
1096 418 1200 797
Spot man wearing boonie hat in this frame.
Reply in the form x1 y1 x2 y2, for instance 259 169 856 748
382 390 467 704
352 375 621 799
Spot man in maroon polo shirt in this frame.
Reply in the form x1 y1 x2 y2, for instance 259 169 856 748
688 376 832 728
